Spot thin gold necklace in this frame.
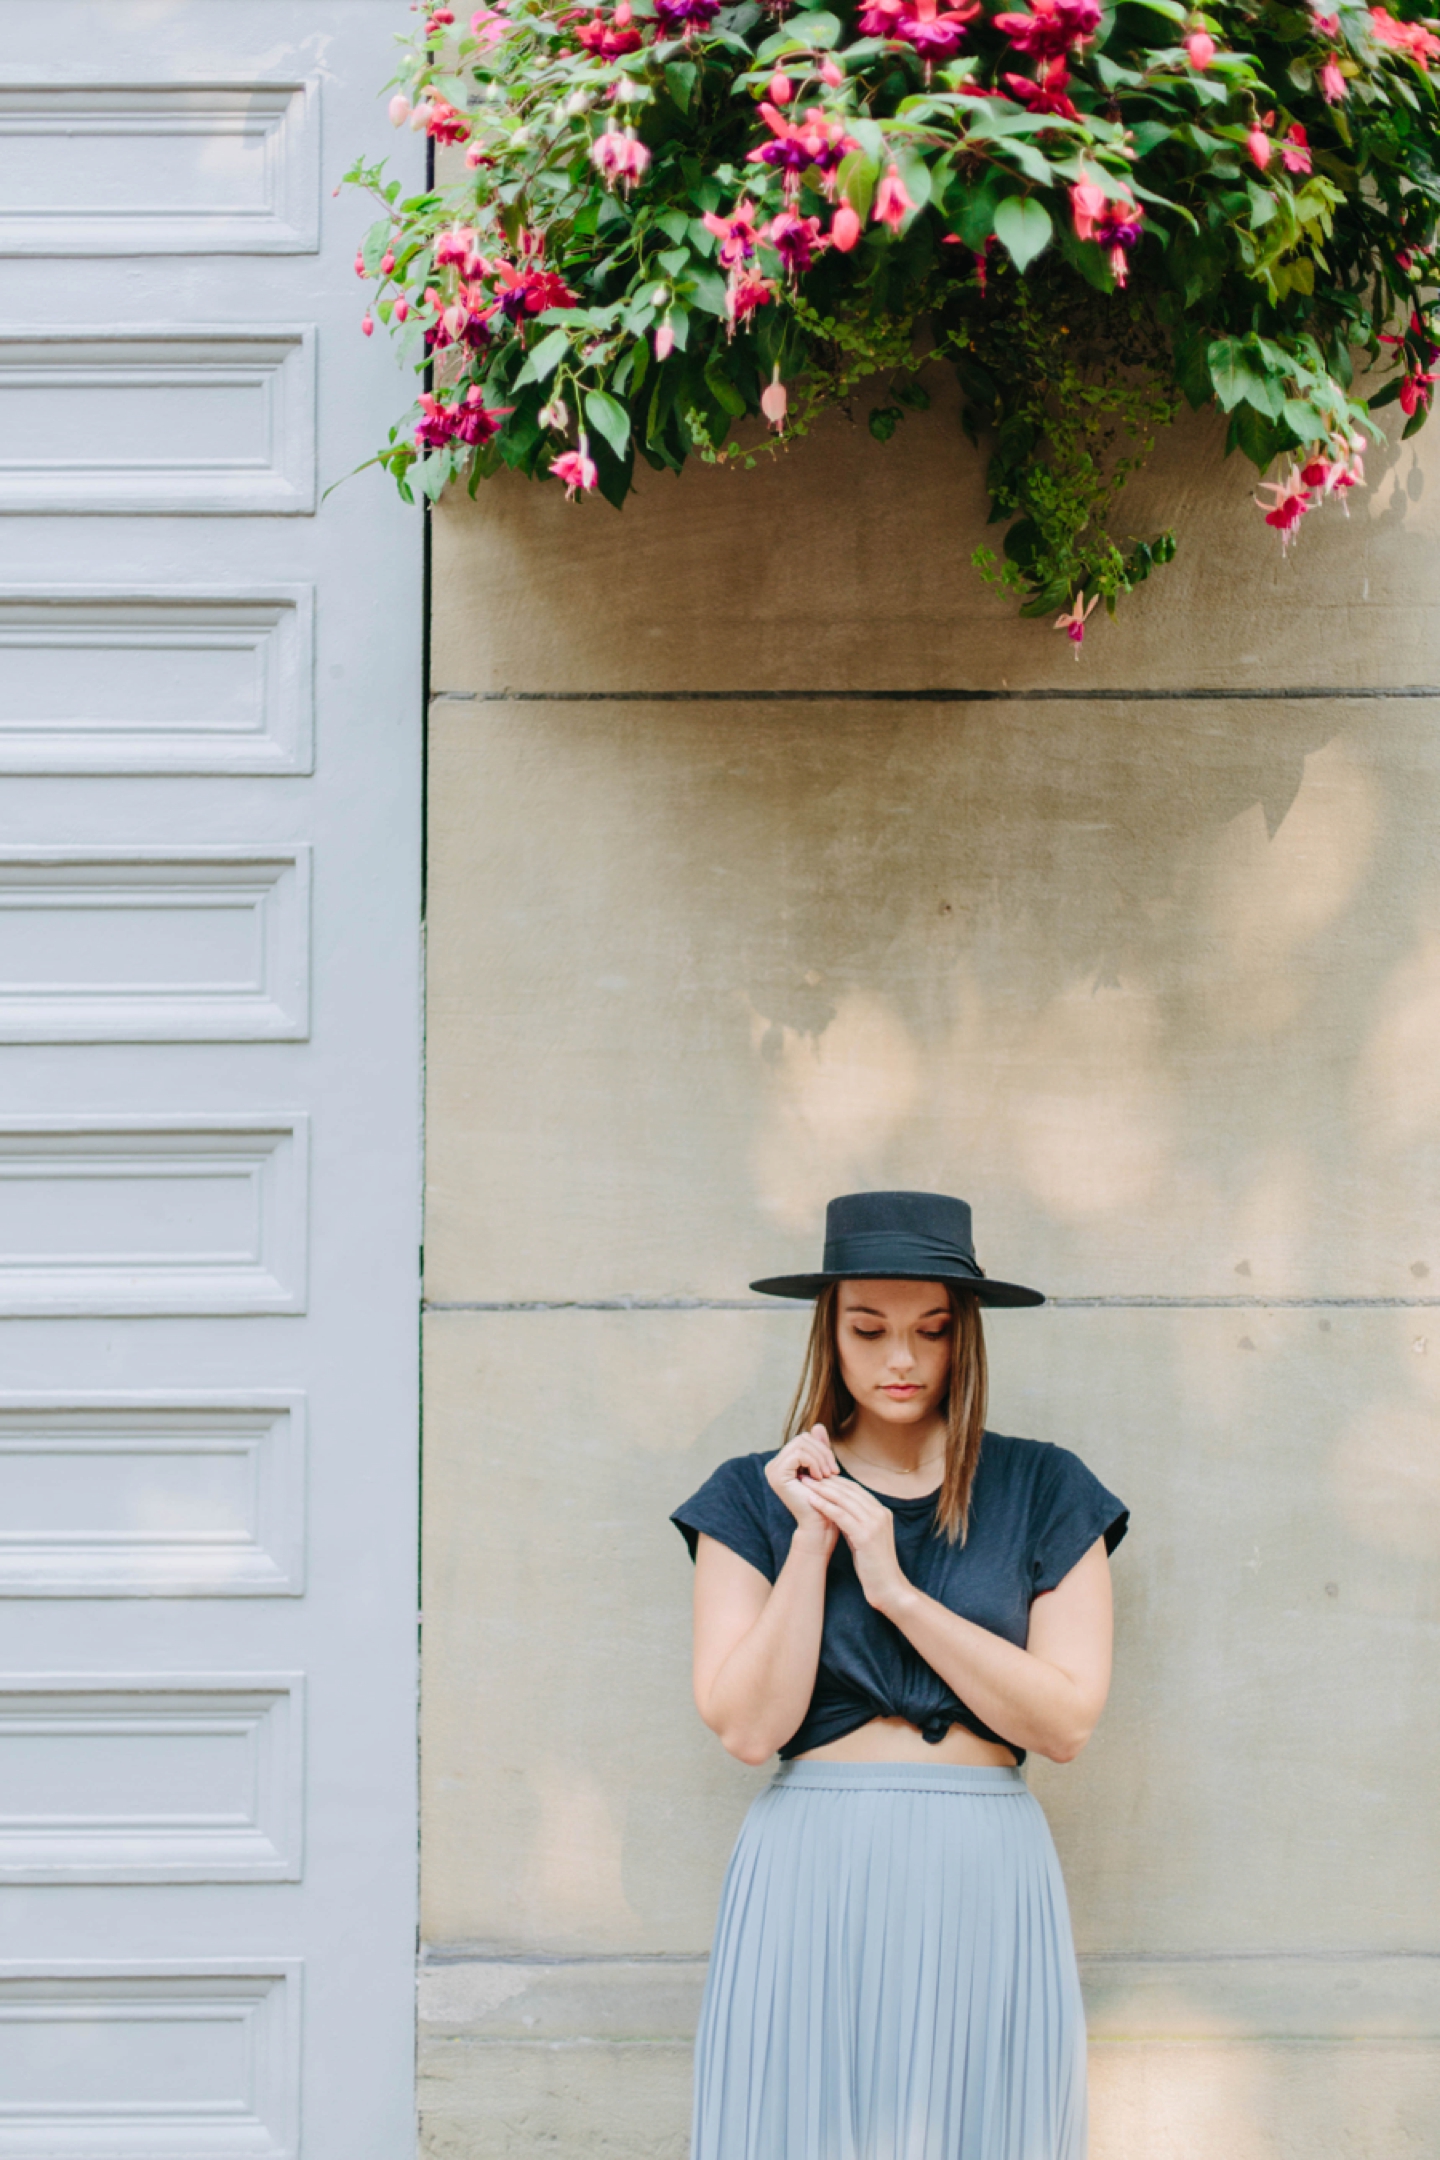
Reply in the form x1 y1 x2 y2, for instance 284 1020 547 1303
841 1444 945 1478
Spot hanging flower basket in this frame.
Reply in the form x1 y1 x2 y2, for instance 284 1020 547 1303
347 0 1440 646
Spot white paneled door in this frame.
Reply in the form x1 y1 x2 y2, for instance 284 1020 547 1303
0 8 423 2157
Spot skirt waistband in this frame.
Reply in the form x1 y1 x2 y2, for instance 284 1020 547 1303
769 1761 1028 1795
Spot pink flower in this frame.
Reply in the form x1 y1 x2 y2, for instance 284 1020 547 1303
550 438 599 498
769 71 794 102
361 313 375 336
1070 179 1107 241
1054 591 1099 649
418 97 469 143
760 368 788 430
819 56 845 85
1254 467 1313 551
453 386 511 446
765 209 825 276
654 318 675 359
1319 56 1348 99
1184 29 1215 65
873 163 915 232
1370 5 1440 68
435 227 477 268
470 4 512 44
993 0 1101 59
490 257 578 321
1247 125 1272 170
1400 367 1435 415
831 202 862 251
858 0 908 31
394 296 410 322
1280 121 1312 174
703 201 761 268
1311 5 1339 28
590 126 652 190
389 94 412 126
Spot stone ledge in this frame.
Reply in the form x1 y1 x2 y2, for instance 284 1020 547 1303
418 1952 1440 2044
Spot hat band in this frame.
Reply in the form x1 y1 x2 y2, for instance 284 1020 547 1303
823 1229 985 1281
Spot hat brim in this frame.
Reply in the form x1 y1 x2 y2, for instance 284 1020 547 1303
748 1271 1045 1309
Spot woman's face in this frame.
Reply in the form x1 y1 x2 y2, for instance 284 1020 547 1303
834 1280 953 1428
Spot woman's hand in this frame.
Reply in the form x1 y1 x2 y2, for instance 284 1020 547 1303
765 1426 841 1556
802 1476 908 1612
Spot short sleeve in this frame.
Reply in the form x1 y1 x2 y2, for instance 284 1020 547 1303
671 1454 779 1583
1030 1445 1128 1596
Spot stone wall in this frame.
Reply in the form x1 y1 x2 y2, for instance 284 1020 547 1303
419 375 1440 2157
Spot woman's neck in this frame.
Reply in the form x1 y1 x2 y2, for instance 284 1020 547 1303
839 1409 947 1477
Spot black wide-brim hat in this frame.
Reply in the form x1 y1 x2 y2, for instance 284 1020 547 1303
750 1190 1045 1308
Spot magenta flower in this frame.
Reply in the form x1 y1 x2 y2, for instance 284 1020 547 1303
702 200 761 269
873 162 915 231
652 0 722 32
747 104 856 194
550 437 599 497
727 270 775 326
993 0 1101 60
575 2 643 55
1254 467 1313 552
1054 591 1099 650
1370 6 1440 69
858 0 908 31
1319 56 1348 99
451 386 510 446
1184 29 1215 66
831 202 862 251
765 209 825 277
1002 58 1080 117
490 258 578 321
895 0 981 64
1247 124 1272 170
434 227 477 268
1069 179 1107 241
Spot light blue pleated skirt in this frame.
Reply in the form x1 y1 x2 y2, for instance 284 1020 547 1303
693 1762 1087 2160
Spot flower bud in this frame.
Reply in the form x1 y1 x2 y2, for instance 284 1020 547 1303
819 57 844 86
655 318 675 359
1184 29 1214 66
831 203 861 252
395 296 410 321
389 93 412 126
362 313 375 335
381 250 396 274
769 71 793 103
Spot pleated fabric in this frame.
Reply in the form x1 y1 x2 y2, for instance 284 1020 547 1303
692 1763 1086 2160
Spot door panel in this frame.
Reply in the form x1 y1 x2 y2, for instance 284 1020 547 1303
0 7 422 2154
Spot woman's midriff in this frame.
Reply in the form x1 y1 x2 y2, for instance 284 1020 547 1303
794 1715 1019 1768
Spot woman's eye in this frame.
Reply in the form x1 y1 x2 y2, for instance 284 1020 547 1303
851 1328 883 1340
919 1330 950 1341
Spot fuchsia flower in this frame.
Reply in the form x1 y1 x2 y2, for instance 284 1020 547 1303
728 270 776 325
703 201 761 268
590 126 652 189
1070 181 1143 280
434 227 477 268
1319 56 1348 99
1185 29 1215 65
769 70 794 101
575 4 643 56
894 0 982 66
1254 466 1313 551
1247 123 1272 170
416 97 470 143
873 163 915 231
362 313 375 335
993 0 1101 59
550 438 599 497
766 209 825 276
747 104 857 194
831 202 862 250
819 56 845 85
760 368 788 429
424 283 492 353
1400 367 1436 415
1381 311 1440 411
1370 5 1440 67
1054 591 1099 649
1280 121 1312 173
490 256 578 321
414 388 509 450
858 0 908 32
470 4 511 45
1003 57 1080 116
654 318 675 358
389 94 412 125
652 0 722 32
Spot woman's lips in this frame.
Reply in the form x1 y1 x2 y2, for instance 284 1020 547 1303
883 1385 920 1396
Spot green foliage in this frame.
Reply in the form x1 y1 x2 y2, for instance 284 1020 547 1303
345 0 1440 639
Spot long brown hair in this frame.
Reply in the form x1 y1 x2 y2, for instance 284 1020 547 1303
782 1282 988 1544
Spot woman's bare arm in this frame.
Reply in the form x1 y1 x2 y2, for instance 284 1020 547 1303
690 1426 842 1766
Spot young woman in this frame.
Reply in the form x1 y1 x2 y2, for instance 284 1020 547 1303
671 1189 1128 2160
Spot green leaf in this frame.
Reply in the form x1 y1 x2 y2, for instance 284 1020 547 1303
993 196 1053 272
835 150 879 222
664 60 697 112
869 404 902 441
511 328 570 389
946 172 1003 250
584 388 631 458
686 268 729 317
1247 183 1278 229
1366 377 1404 411
1206 336 1283 418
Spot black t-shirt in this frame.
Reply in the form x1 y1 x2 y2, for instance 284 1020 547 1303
671 1432 1127 1765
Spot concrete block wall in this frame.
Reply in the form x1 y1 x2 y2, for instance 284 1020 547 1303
420 377 1440 2156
